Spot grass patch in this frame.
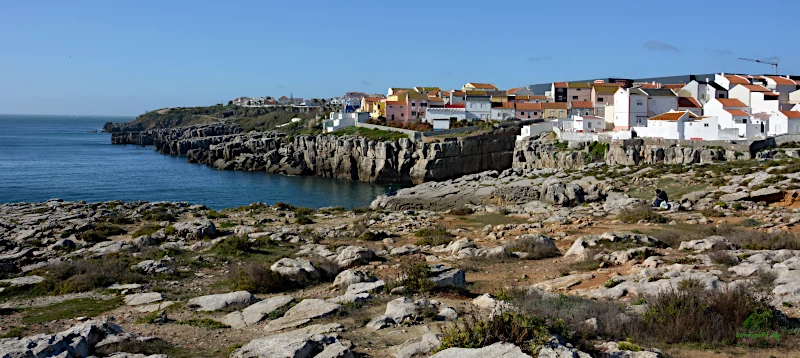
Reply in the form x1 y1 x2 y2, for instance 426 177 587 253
228 262 289 294
438 312 550 354
559 259 601 275
21 297 123 324
394 262 436 294
42 255 145 294
179 318 230 329
626 177 709 201
330 126 409 141
93 338 184 357
141 208 176 222
218 220 237 229
0 326 26 339
460 213 528 228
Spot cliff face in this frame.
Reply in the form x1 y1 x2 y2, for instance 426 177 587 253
111 124 518 184
513 136 753 170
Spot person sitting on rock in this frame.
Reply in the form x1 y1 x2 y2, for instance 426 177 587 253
387 185 396 197
652 188 669 208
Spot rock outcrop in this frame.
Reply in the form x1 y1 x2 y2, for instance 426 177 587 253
110 123 519 184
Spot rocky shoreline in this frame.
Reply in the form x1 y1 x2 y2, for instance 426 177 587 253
4 153 800 356
109 123 518 184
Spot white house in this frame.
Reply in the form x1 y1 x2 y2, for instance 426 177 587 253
764 76 800 110
728 84 780 113
323 111 370 133
702 98 761 137
633 110 737 141
643 88 678 117
490 103 516 121
682 79 728 105
465 95 492 120
568 115 605 133
516 121 555 141
769 110 800 135
613 88 648 130
426 107 466 123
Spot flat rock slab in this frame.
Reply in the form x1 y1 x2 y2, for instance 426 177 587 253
232 323 345 358
0 275 44 286
223 295 296 329
264 299 341 333
187 291 256 312
136 301 175 313
108 283 143 291
532 273 593 292
430 342 531 358
345 280 385 295
125 292 163 306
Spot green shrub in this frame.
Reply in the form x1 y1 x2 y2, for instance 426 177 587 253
179 318 229 329
414 226 454 246
397 262 435 294
21 297 123 324
163 225 177 235
309 256 343 282
357 230 388 241
218 220 237 229
141 209 175 222
450 207 475 216
228 262 288 294
295 214 313 225
43 256 144 294
206 210 227 219
438 312 550 354
211 235 250 256
0 326 26 338
78 224 126 243
617 341 642 352
131 224 161 238
617 205 666 224
504 236 561 260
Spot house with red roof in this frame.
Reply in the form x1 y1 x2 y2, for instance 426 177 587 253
677 97 702 116
703 98 763 137
729 84 780 114
769 110 800 135
634 110 735 140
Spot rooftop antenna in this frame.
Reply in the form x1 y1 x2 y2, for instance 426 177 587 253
738 57 780 75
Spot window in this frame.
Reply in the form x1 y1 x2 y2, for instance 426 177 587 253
704 123 709 127
481 103 486 108
572 96 579 100
550 110 554 115
534 112 538 115
411 111 417 116
401 113 404 117
388 106 392 108
587 122 592 128
597 97 604 102
718 93 726 98
521 111 525 115
636 100 643 105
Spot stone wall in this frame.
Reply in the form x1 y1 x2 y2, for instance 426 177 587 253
111 124 519 184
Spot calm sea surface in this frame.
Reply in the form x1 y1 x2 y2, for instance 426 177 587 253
0 115 388 209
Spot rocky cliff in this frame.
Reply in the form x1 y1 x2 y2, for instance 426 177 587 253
513 134 753 170
111 124 518 184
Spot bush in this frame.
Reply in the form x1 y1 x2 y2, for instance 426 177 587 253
617 205 666 224
357 230 388 241
414 226 454 246
397 262 435 294
701 209 725 218
141 209 175 222
228 262 287 294
78 224 126 243
438 312 550 354
504 236 561 260
131 224 161 238
0 326 26 339
450 207 474 216
637 280 775 345
708 250 738 267
206 210 227 219
295 214 314 225
179 318 229 329
43 256 144 294
211 235 250 256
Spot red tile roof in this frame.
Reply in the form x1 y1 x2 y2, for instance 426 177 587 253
663 84 686 90
768 76 797 85
743 84 771 92
640 83 661 89
716 98 747 107
782 110 800 119
386 101 405 106
530 95 548 100
553 82 568 88
570 101 594 109
494 102 516 109
507 87 521 94
649 111 689 121
445 103 465 108
726 109 750 117
451 91 466 96
516 103 543 110
467 82 497 89
678 97 702 108
542 102 568 109
726 75 750 85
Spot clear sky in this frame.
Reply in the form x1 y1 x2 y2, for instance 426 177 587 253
1 0 798 116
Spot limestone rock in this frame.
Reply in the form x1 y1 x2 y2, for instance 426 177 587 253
186 291 256 312
264 299 341 332
124 292 163 306
231 323 348 358
270 258 320 281
430 342 532 358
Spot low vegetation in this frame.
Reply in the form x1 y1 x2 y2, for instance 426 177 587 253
617 204 667 224
228 262 288 294
21 297 123 325
78 224 126 243
329 126 409 141
414 226 454 246
439 312 550 354
503 236 561 260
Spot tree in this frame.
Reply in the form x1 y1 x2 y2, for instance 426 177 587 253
227 101 233 106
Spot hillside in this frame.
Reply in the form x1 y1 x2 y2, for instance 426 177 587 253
103 104 326 133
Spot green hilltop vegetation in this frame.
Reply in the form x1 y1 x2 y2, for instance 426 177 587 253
122 104 328 133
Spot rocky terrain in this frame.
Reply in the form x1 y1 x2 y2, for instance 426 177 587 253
4 155 800 357
110 123 517 184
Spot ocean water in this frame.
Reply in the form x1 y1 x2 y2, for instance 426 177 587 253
0 115 389 209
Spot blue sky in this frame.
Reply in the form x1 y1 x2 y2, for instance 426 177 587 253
0 0 798 116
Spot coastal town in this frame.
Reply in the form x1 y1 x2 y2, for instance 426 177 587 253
231 72 800 142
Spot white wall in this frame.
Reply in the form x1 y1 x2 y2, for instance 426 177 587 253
433 119 451 130
630 93 648 127
604 103 615 130
516 121 554 141
613 89 630 130
790 90 800 105
683 117 718 140
715 74 732 90
751 93 780 113
728 85 752 106
641 120 681 139
491 108 515 120
426 108 466 123
466 98 491 119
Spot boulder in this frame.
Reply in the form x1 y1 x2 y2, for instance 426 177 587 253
332 269 376 287
392 333 442 358
264 299 341 332
224 295 296 329
0 320 143 358
125 292 163 306
171 220 216 240
678 236 735 253
335 246 376 268
430 342 531 358
270 258 320 282
366 315 396 330
186 291 257 312
231 323 349 358
429 264 466 289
